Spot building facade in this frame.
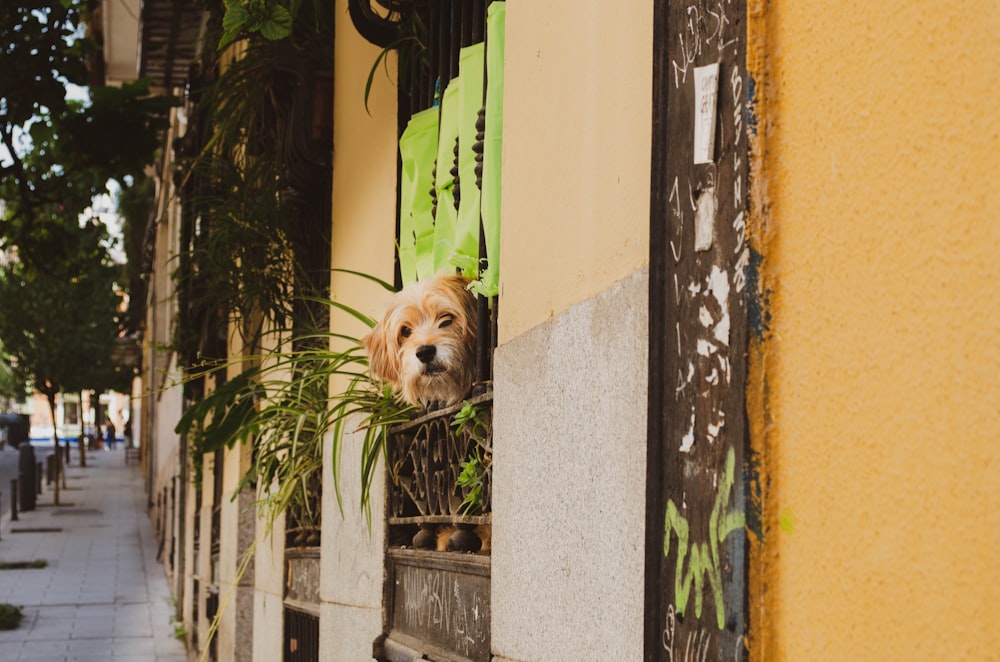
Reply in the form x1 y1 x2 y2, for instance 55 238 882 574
100 0 998 660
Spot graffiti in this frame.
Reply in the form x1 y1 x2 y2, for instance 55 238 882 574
672 2 739 89
675 265 733 452
663 446 745 629
399 564 489 656
663 604 713 662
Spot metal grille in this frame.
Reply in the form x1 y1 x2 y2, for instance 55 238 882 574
399 1 489 120
387 394 492 553
284 608 320 662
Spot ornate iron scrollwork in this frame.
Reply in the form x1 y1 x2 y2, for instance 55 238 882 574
387 393 492 552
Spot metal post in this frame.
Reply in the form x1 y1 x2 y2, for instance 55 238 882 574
36 462 42 495
10 478 18 521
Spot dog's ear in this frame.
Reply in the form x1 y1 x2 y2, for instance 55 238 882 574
441 274 479 343
363 322 399 386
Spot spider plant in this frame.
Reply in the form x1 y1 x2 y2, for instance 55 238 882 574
175 272 414 534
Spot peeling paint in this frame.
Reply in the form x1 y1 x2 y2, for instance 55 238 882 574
745 246 771 340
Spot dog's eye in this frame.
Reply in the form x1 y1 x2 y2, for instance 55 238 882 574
400 326 412 339
438 315 454 329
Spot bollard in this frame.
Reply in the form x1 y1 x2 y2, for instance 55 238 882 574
10 478 18 521
36 462 42 495
18 444 37 511
46 454 54 485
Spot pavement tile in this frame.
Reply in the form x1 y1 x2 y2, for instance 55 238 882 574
0 448 190 661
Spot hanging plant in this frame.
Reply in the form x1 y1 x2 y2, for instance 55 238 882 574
175 271 414 532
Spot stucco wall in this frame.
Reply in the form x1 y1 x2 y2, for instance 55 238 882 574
750 2 1000 658
492 268 648 661
319 2 398 659
498 2 652 343
491 4 653 659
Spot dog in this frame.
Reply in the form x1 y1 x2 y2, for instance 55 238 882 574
363 272 478 408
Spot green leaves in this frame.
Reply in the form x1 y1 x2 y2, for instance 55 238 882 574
455 447 488 516
219 0 295 49
0 215 125 400
452 401 491 515
177 289 413 530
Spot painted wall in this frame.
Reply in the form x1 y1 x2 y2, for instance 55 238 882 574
498 2 652 343
319 2 398 658
491 3 653 660
750 2 1000 658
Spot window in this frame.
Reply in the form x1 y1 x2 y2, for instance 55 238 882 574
351 2 505 660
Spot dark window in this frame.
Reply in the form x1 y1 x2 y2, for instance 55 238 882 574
284 608 320 662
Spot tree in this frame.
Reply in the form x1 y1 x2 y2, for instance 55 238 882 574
0 216 123 501
0 1 175 241
0 0 174 478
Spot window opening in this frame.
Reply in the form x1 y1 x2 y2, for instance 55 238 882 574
353 2 505 661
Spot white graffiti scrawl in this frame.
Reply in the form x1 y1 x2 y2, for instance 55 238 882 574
677 265 732 453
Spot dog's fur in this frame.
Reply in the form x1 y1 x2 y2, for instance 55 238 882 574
363 273 478 407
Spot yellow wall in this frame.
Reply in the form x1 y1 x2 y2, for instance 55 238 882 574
498 3 652 343
751 2 1000 658
329 0 398 380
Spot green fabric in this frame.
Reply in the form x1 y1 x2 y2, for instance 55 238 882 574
398 107 439 286
397 5 504 293
451 42 485 278
476 1 505 298
434 79 461 273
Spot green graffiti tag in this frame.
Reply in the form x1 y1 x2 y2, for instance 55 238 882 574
663 446 745 629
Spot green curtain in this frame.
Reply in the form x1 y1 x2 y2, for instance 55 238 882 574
434 79 461 272
450 42 485 278
398 2 505 294
398 107 439 286
476 1 505 298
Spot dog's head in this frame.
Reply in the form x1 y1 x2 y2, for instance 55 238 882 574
363 273 478 407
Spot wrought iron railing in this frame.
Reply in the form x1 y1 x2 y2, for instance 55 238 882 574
387 393 492 553
379 394 492 662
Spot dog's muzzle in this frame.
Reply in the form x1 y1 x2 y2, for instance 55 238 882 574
416 345 445 375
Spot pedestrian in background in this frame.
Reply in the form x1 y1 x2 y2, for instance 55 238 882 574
104 420 116 451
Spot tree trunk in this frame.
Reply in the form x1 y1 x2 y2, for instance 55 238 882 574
78 390 86 468
47 391 60 506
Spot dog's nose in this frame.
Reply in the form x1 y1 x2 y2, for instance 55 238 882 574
416 345 437 364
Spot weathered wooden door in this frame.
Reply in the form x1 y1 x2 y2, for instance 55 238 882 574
646 1 750 660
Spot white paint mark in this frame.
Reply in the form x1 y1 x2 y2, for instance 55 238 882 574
698 305 714 328
706 265 731 346
706 368 719 385
680 412 696 453
694 186 717 251
707 422 721 441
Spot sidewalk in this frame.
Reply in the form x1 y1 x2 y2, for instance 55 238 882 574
0 448 189 662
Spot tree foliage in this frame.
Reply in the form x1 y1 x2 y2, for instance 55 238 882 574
0 217 126 401
0 0 174 399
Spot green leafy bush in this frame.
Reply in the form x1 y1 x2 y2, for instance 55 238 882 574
0 603 23 630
